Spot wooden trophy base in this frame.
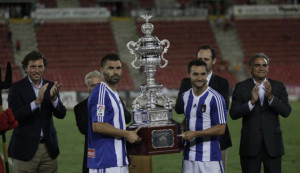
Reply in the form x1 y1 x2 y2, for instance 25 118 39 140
126 122 182 155
128 155 152 173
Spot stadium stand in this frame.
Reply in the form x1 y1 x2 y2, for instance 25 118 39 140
136 20 237 89
177 0 194 6
0 23 22 83
38 0 57 8
235 18 300 86
234 0 248 5
137 0 155 9
36 21 134 91
78 0 97 7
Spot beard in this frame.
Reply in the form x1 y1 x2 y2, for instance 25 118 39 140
192 80 207 89
103 73 121 85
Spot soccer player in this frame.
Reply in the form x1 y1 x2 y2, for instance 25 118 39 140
180 59 227 173
87 54 141 173
74 70 131 173
175 45 232 171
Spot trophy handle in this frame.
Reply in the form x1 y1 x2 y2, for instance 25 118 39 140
156 91 172 109
132 92 146 110
127 41 140 69
159 39 170 68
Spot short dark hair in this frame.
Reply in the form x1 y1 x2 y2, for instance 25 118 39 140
22 51 47 69
188 59 208 74
196 45 217 60
101 53 121 67
249 53 270 67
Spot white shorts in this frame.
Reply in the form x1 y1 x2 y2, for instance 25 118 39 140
182 160 224 173
89 166 128 173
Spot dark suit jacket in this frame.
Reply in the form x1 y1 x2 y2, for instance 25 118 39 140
229 78 291 157
74 98 89 173
175 74 232 150
8 77 66 161
74 97 131 173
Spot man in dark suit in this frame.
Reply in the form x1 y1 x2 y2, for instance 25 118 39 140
74 70 131 173
8 51 66 172
175 45 232 170
230 53 291 173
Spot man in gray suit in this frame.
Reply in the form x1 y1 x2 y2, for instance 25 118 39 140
230 53 291 173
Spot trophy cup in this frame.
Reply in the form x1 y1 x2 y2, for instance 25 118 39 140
126 15 181 155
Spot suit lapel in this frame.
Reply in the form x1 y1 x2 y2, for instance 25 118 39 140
248 78 256 89
208 73 216 88
246 79 258 106
23 76 38 102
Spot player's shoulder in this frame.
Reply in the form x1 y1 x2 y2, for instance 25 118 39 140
92 82 107 93
208 87 223 99
89 83 103 99
183 88 193 96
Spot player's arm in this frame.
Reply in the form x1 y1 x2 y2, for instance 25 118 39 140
182 124 226 141
93 122 141 143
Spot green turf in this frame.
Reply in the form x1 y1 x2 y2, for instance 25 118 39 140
1 102 300 173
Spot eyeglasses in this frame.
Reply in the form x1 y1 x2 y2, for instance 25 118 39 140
253 64 268 68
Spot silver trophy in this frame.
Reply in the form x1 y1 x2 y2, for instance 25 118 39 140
127 15 172 126
126 15 181 155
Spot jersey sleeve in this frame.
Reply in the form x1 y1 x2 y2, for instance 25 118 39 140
210 94 227 125
88 84 108 123
88 86 100 123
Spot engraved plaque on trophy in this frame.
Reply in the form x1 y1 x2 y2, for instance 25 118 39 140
126 15 182 155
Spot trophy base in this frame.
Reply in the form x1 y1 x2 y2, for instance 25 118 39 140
126 122 182 155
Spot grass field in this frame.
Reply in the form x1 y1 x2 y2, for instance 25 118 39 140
1 102 300 173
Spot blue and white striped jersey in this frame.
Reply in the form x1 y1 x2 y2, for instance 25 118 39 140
182 87 227 161
87 82 128 169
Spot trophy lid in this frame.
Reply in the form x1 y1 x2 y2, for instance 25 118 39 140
141 14 154 36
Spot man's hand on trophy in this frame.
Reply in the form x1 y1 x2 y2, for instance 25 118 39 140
126 127 142 143
182 131 196 141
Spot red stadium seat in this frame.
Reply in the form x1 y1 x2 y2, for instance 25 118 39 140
37 22 134 91
78 0 97 7
38 0 57 8
235 18 300 86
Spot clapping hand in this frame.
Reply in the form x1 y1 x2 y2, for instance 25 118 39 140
251 84 259 105
35 83 49 106
263 80 272 100
50 81 62 101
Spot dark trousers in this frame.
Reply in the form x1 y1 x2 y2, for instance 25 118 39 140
240 142 281 173
83 136 88 173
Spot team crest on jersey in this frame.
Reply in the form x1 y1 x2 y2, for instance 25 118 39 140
88 148 95 158
200 104 206 113
97 104 105 117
